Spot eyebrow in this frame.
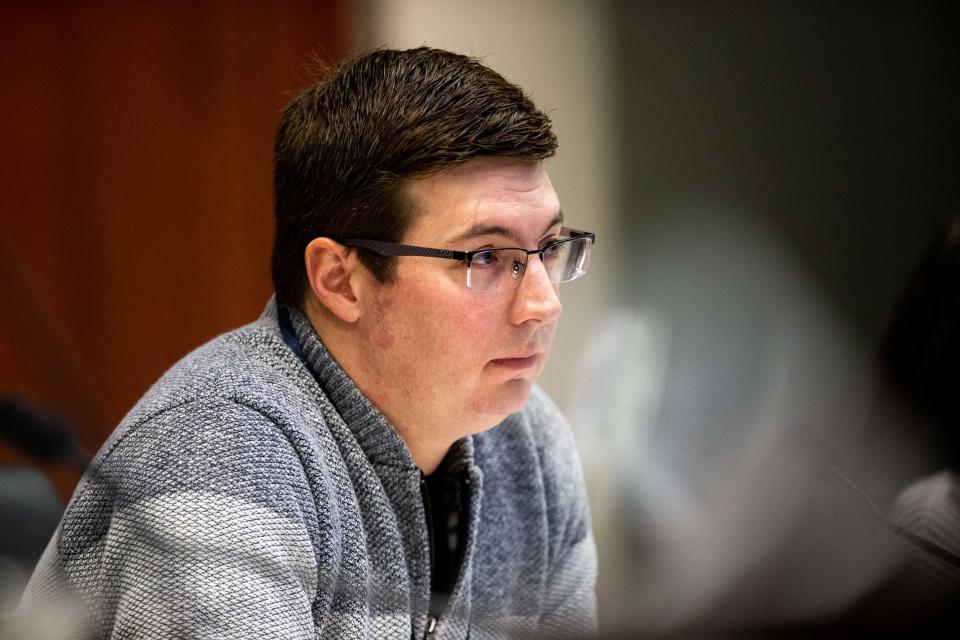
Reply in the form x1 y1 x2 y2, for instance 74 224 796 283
447 210 565 245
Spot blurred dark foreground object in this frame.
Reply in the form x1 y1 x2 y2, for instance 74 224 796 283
0 466 63 618
0 397 83 617
830 211 960 635
0 397 90 471
0 466 62 570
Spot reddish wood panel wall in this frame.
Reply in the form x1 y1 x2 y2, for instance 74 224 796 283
0 1 345 500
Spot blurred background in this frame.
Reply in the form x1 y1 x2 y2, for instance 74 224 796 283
2 0 959 634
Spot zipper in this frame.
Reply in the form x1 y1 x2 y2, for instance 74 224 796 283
420 469 472 638
420 472 438 638
423 614 438 637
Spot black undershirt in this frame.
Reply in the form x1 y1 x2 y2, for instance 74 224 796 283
422 459 468 619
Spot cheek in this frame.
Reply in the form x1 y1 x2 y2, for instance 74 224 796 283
372 323 396 351
371 327 397 351
442 302 500 357
421 316 472 368
370 278 506 373
364 289 398 351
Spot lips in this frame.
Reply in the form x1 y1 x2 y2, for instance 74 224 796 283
490 354 539 370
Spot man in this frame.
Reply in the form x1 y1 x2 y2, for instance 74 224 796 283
19 47 597 639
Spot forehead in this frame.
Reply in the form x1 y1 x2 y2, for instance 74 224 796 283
403 158 560 244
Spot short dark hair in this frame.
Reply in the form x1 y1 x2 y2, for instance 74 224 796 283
271 47 558 309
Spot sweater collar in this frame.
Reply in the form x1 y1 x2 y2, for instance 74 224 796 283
283 304 418 470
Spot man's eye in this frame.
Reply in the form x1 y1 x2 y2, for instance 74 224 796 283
542 242 563 259
472 251 500 267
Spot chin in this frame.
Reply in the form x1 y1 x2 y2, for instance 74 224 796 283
469 378 533 429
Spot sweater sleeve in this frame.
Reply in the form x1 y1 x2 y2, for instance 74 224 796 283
529 389 599 639
19 397 327 639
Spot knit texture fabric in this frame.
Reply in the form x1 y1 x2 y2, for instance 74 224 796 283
890 470 960 601
18 300 597 639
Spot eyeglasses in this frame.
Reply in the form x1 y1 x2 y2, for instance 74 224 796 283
340 226 595 293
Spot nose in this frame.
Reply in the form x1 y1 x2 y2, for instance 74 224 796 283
508 255 562 326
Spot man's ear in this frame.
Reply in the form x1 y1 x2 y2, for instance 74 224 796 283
304 238 362 323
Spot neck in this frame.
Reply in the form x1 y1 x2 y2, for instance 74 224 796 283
302 298 456 475
400 436 451 476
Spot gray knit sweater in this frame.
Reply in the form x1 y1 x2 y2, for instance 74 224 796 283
19 301 597 639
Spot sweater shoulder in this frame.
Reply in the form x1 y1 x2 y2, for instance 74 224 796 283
89 316 337 503
119 317 318 433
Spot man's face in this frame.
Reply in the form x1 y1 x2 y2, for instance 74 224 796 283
353 157 563 440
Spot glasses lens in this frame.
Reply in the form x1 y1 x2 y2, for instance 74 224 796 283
467 249 528 292
466 237 592 291
543 236 592 284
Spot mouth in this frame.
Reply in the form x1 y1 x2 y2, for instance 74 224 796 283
489 354 539 370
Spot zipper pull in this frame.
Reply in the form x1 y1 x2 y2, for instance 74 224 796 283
423 615 438 638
